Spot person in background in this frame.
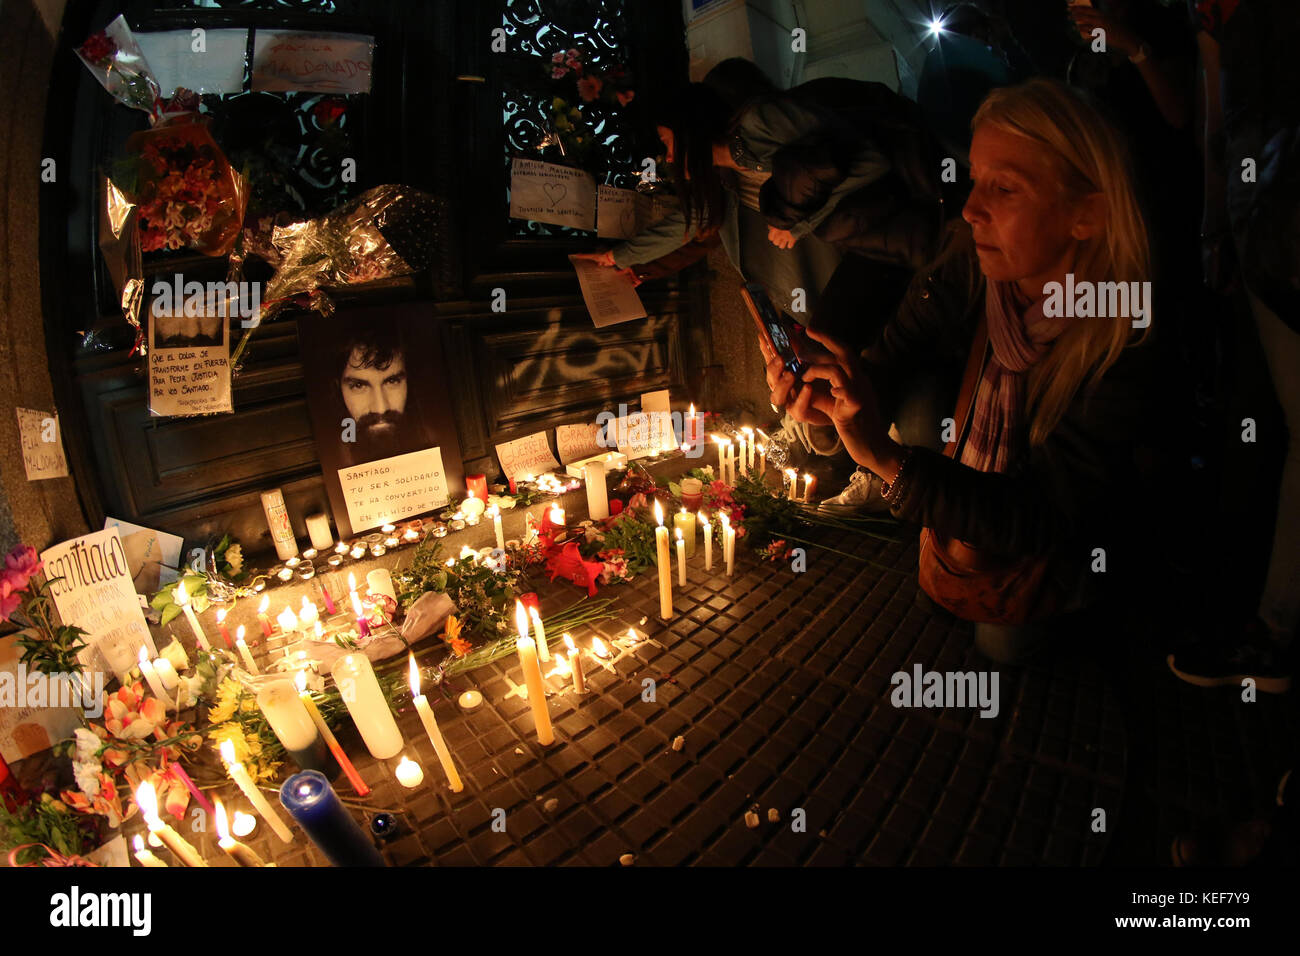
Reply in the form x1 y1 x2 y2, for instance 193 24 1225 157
768 78 1158 663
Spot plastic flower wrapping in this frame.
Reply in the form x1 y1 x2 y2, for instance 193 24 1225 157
79 15 248 353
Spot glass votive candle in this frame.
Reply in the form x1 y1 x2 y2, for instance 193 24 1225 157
464 514 480 527
275 566 294 583
285 556 302 569
334 542 349 554
431 523 448 538
402 527 420 542
327 554 344 567
296 565 317 581
349 544 366 560
448 519 465 532
365 532 383 545
253 579 267 592
384 536 399 547
380 523 396 535
370 544 387 558
301 548 319 561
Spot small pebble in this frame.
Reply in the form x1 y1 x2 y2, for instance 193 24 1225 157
672 736 685 752
543 798 559 814
767 808 780 823
744 811 760 829
619 853 636 866
514 747 524 755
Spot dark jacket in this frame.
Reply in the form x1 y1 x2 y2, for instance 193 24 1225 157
868 222 1156 598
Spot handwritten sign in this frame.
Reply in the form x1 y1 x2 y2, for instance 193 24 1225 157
556 422 606 464
104 518 183 595
148 314 233 418
137 29 248 96
253 30 374 94
641 389 676 452
40 528 158 683
0 633 85 762
15 407 68 480
510 159 597 231
496 432 561 481
596 186 677 239
339 447 449 533
569 255 647 327
609 412 664 461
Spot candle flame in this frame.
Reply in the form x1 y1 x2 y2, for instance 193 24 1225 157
689 403 695 416
258 595 269 615
742 426 753 436
699 510 710 527
408 653 421 697
592 637 610 658
138 646 149 664
219 739 238 766
235 624 246 644
487 504 499 518
174 580 188 605
675 526 683 541
653 500 664 526
467 488 476 499
133 835 146 853
680 444 689 453
627 627 639 642
277 607 299 631
214 797 231 843
294 670 307 693
803 473 812 482
314 620 324 638
515 600 530 640
216 608 227 623
563 633 575 651
134 781 160 825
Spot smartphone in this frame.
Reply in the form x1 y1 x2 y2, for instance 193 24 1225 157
741 282 806 392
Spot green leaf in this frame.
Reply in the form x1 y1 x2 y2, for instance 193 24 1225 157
160 604 181 626
151 589 174 611
669 482 682 498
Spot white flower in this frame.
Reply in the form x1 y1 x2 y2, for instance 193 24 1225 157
72 759 101 797
160 640 189 672
225 543 243 575
73 728 101 763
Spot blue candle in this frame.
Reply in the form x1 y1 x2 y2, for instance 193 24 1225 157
279 771 386 867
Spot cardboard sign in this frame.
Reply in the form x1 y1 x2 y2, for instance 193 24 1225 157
0 633 85 763
252 30 374 94
495 432 561 481
136 29 248 96
339 447 450 534
510 159 597 231
15 407 68 480
596 185 676 239
640 389 676 452
570 255 647 327
40 528 158 682
103 518 184 595
609 412 663 460
556 422 606 464
148 307 232 417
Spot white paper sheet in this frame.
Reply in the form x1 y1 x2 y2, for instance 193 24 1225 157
15 407 68 480
136 29 248 96
338 447 450 533
103 518 184 594
496 432 561 481
252 30 374 94
569 254 647 327
510 159 598 231
555 422 606 464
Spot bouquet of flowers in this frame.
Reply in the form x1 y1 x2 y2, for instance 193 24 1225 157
541 47 635 167
1 545 90 680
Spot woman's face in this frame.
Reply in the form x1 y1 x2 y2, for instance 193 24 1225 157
962 124 1098 297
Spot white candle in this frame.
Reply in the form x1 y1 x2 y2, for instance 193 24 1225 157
515 602 554 746
256 679 320 754
757 444 766 476
549 504 565 527
462 490 486 521
737 435 748 476
742 427 755 470
153 657 180 692
715 436 727 481
366 568 397 603
583 459 609 521
135 781 208 866
721 513 735 577
563 635 586 694
802 473 817 503
305 512 334 551
137 647 167 700
395 756 424 789
299 597 319 630
653 500 673 620
785 468 798 498
173 580 210 651
408 655 464 792
276 606 300 634
489 504 504 550
218 740 293 843
215 798 266 867
700 512 713 571
675 527 686 587
331 654 404 759
528 605 551 663
234 625 259 674
132 834 167 868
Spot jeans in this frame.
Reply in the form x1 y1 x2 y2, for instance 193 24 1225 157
1246 290 1300 638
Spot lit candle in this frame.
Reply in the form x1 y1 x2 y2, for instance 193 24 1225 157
234 625 259 675
257 595 273 638
132 834 167 868
699 511 713 571
802 473 817 503
173 580 210 651
408 654 463 792
257 679 331 774
277 605 300 634
592 637 611 659
742 427 755 470
549 504 565 527
215 797 265 867
331 654 404 759
489 504 504 550
366 568 396 604
299 596 319 630
216 608 232 648
348 573 371 638
563 634 586 694
720 513 735 577
295 671 369 797
583 459 609 521
515 601 554 746
675 527 686 587
279 770 384 867
153 657 179 693
653 500 673 621
757 444 766 476
785 468 798 498
726 440 736 485
219 739 294 843
137 647 167 701
395 756 424 788
134 781 208 866
528 605 551 663
687 404 700 446
462 489 486 522
715 435 727 480
673 507 697 558
736 434 748 476
306 512 334 551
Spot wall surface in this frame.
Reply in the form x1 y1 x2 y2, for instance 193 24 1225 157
0 0 86 555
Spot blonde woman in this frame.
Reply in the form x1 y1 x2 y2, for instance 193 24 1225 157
766 78 1156 662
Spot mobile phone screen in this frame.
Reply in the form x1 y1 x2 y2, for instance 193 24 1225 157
746 284 805 377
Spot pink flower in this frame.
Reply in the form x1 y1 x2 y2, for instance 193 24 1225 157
616 89 635 106
0 578 22 622
551 52 566 64
551 66 567 79
5 545 41 591
577 74 603 102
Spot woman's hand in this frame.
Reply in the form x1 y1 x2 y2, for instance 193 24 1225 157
767 226 798 250
796 327 901 475
572 249 617 267
1069 6 1142 58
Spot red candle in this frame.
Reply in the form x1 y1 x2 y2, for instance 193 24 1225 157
319 583 337 616
256 595 273 639
216 609 233 648
466 473 488 500
519 592 540 614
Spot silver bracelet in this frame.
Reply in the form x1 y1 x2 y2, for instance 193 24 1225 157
879 447 915 507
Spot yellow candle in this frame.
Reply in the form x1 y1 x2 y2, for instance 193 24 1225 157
736 434 748 476
135 781 208 867
802 473 817 503
132 834 167 868
742 427 755 470
699 512 712 572
563 635 586 694
408 654 463 792
515 601 554 745
673 507 697 558
653 501 673 620
528 605 550 663
757 444 766 476
219 739 294 843
785 468 798 498
215 798 266 867
234 625 259 674
675 527 686 587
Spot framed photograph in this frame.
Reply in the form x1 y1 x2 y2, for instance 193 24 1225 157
298 302 465 539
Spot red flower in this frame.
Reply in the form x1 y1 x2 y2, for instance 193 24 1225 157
6 545 41 586
313 98 346 127
79 32 116 64
545 541 607 597
577 75 603 102
616 89 635 107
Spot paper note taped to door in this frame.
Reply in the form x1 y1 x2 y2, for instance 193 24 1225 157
15 407 68 480
253 30 374 94
596 186 676 239
510 159 597 231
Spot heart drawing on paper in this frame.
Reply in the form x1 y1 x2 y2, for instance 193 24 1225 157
543 182 567 208
618 207 635 235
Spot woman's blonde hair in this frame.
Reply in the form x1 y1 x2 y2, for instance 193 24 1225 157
972 78 1150 445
